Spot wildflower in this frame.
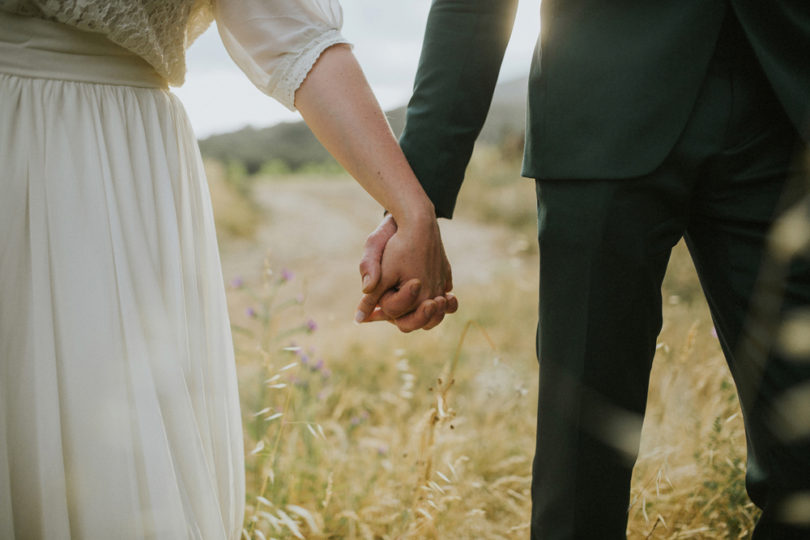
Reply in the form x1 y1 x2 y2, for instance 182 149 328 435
306 319 318 333
299 354 310 366
230 276 244 289
313 359 325 372
246 306 257 318
280 268 294 282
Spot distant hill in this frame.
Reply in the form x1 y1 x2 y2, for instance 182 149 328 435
198 76 529 174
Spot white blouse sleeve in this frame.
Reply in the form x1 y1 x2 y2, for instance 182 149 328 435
214 0 350 111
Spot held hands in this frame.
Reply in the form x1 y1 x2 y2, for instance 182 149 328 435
292 44 456 331
293 44 455 329
355 214 457 332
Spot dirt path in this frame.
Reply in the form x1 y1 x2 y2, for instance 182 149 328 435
219 176 538 342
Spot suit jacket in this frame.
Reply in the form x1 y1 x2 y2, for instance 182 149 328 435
399 0 810 218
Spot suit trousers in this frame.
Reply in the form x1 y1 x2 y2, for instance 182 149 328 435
531 15 810 540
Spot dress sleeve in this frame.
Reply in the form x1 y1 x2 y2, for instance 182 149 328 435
214 0 350 111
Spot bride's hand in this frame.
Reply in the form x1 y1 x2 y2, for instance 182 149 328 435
355 213 457 332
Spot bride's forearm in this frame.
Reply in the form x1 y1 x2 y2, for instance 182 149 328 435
294 44 435 228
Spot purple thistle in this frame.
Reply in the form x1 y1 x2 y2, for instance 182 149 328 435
281 268 294 282
306 319 318 333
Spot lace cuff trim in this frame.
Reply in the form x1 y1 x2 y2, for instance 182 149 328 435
274 28 349 111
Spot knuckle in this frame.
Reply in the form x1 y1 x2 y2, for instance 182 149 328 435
395 321 411 333
358 259 370 273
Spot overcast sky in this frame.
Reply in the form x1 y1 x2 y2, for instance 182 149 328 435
174 0 541 138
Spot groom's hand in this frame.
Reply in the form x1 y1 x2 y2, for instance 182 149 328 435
355 214 457 332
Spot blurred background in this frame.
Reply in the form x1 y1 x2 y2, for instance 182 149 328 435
174 1 808 538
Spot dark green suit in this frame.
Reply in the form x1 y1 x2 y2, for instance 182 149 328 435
400 1 810 538
401 0 809 216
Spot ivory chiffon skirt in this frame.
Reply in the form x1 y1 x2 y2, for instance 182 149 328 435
0 12 245 539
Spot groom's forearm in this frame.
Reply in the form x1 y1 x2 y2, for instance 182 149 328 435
400 0 519 218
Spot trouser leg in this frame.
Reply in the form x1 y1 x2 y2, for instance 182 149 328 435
531 176 688 540
685 134 810 538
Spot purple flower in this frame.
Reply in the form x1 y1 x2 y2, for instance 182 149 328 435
230 277 244 289
299 354 310 366
246 306 257 318
313 359 325 372
281 268 294 282
306 319 318 333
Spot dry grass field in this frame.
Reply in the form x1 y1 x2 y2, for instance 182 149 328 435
206 147 793 539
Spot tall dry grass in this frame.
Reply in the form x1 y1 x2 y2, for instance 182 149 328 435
229 257 538 539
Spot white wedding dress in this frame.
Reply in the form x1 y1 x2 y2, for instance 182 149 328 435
0 1 347 538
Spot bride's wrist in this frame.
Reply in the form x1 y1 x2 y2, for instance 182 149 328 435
389 196 435 231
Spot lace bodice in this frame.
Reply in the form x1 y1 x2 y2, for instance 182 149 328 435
0 0 347 110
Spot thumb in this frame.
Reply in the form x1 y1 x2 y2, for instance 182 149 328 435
359 214 397 293
355 280 392 323
355 292 381 323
